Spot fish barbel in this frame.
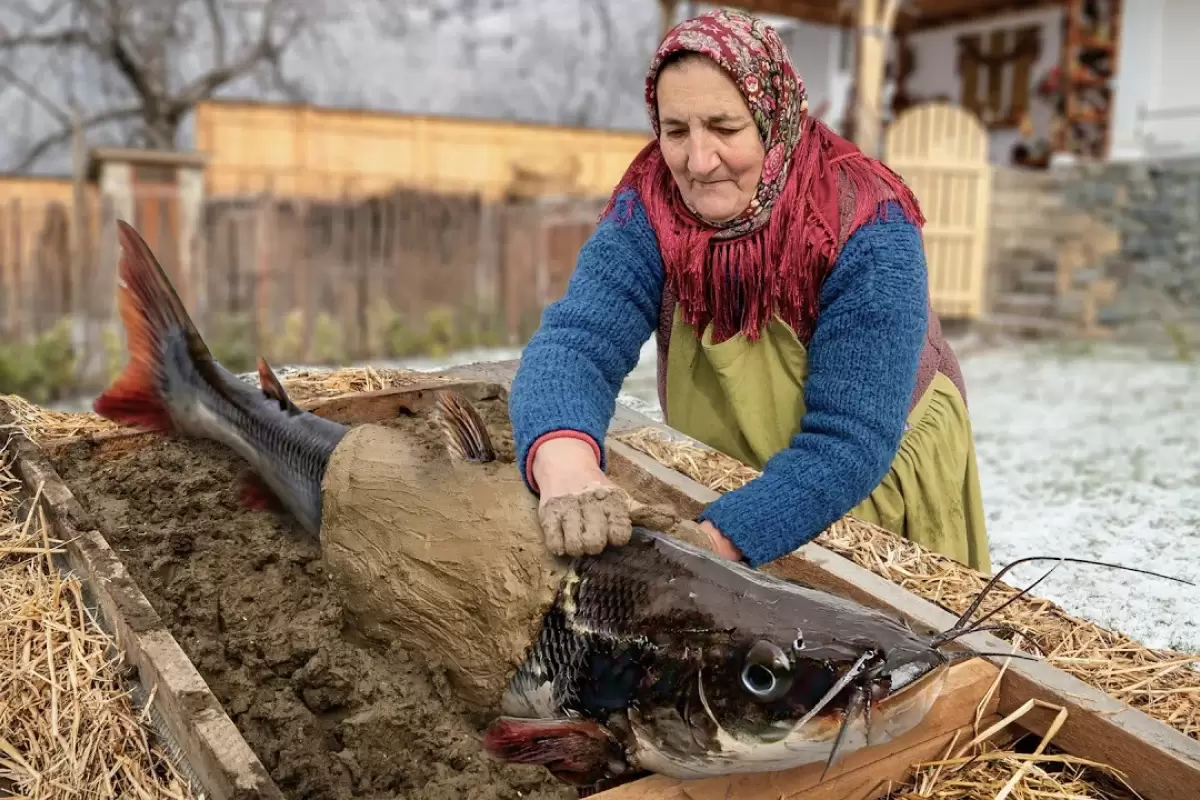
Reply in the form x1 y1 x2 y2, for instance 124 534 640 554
93 220 1194 792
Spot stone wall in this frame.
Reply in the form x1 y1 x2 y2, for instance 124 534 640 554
987 168 1066 298
1058 157 1200 344
984 159 1200 346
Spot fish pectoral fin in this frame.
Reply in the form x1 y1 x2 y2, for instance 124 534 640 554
435 390 497 463
238 470 282 512
256 357 302 415
481 717 620 785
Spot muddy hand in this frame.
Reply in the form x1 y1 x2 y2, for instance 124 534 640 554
629 500 719 554
538 483 632 557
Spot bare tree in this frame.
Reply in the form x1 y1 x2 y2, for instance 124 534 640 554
374 0 656 130
0 0 335 172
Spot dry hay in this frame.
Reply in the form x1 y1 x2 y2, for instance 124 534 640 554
261 365 458 403
0 460 200 799
891 661 1142 800
0 365 457 447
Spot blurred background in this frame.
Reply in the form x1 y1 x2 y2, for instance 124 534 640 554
0 0 1196 649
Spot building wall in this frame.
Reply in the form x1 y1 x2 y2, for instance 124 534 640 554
774 19 851 132
1114 0 1200 158
902 7 1063 164
192 100 652 201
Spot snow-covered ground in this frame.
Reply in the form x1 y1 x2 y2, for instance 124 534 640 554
52 336 1200 653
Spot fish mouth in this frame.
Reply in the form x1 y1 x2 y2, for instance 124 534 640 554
625 661 951 779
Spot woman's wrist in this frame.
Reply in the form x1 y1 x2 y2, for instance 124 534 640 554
529 434 602 493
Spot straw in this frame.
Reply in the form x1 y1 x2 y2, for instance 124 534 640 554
0 366 457 447
878 642 1143 799
0 460 201 799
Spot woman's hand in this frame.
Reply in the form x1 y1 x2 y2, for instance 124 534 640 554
532 437 632 557
698 520 744 561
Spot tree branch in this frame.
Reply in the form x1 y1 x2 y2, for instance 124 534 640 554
0 63 72 127
0 28 93 50
10 105 142 172
203 0 228 66
170 0 305 113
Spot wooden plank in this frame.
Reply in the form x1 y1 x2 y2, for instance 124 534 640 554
3 415 285 800
595 659 1001 800
304 377 507 421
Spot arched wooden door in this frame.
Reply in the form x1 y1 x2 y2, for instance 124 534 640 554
884 103 991 320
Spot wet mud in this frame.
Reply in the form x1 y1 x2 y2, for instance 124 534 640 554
50 398 573 800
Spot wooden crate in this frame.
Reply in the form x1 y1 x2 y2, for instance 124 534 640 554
4 363 1199 800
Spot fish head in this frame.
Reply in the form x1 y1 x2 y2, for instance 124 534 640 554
621 534 952 778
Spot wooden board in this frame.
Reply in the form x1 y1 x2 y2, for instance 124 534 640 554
7 363 1200 800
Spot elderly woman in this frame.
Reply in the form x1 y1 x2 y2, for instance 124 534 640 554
508 9 991 573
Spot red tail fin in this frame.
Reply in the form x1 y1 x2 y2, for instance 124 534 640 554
93 221 212 433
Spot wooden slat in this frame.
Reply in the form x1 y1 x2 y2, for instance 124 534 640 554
884 102 990 319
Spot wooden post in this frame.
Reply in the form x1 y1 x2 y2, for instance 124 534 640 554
658 0 679 42
69 107 90 381
853 0 903 159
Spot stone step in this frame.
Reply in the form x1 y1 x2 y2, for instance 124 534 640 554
976 312 1072 339
990 292 1057 316
1000 246 1058 270
1017 270 1058 292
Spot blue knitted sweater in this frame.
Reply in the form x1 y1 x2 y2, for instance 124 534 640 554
508 189 929 567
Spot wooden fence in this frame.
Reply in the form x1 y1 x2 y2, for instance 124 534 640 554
194 100 651 202
0 180 606 398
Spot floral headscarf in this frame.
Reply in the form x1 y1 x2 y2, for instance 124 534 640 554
643 9 806 239
602 9 923 345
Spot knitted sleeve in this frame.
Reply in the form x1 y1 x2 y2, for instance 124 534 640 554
508 189 665 492
697 203 929 566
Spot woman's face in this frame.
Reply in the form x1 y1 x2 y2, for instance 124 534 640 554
656 55 765 223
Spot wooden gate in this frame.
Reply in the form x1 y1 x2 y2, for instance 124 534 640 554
884 102 991 320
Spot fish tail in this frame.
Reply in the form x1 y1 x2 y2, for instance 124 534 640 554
93 220 213 433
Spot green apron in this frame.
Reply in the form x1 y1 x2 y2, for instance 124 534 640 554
664 307 991 573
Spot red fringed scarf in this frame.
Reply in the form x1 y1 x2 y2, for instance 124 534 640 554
603 9 925 344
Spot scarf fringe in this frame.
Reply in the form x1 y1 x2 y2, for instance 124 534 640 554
601 121 924 344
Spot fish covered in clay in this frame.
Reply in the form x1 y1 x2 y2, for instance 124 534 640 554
92 220 1189 794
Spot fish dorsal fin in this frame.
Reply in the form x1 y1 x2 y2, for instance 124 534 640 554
257 357 302 415
435 390 496 463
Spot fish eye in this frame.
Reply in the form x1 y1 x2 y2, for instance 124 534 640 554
741 640 794 702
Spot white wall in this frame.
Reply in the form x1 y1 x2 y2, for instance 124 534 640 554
772 18 849 132
902 7 1063 163
1114 0 1200 158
